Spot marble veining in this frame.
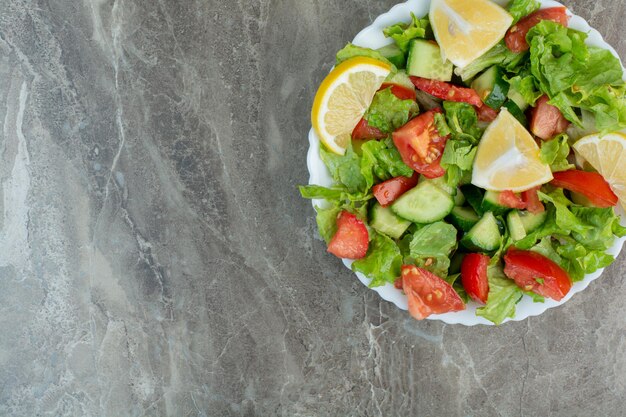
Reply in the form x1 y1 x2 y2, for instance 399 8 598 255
0 0 625 416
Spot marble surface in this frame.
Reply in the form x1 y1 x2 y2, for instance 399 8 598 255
0 0 625 416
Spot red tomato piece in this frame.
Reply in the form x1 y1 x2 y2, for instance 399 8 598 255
551 170 618 208
352 118 387 140
373 173 419 207
410 76 483 107
402 265 466 320
503 248 572 301
394 277 403 290
530 95 570 140
327 211 369 259
461 253 491 304
476 104 499 122
521 186 545 214
505 7 570 53
380 83 417 101
392 109 449 179
499 190 527 209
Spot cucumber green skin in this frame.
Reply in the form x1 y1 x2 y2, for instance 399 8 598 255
461 212 502 252
370 203 411 239
454 189 466 206
519 210 548 233
406 39 453 82
503 100 528 126
420 176 456 196
377 44 406 69
449 251 466 275
391 181 455 224
507 210 527 241
460 185 485 215
507 88 529 111
472 66 509 110
449 206 480 232
481 191 511 216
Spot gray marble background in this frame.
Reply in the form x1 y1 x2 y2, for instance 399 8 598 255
0 0 625 416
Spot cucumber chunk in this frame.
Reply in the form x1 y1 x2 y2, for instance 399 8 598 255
481 191 511 216
519 210 548 234
454 189 466 206
391 180 455 224
507 87 529 111
385 70 415 91
449 206 480 232
507 210 527 241
370 203 411 239
503 99 527 126
461 212 502 252
377 44 406 69
471 66 509 110
406 40 453 82
460 185 485 215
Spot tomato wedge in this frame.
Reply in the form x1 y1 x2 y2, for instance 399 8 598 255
505 7 570 53
373 173 419 207
504 248 572 301
499 190 526 210
380 83 416 101
461 254 491 304
327 211 369 259
410 77 483 107
476 104 499 122
530 95 570 140
551 170 618 208
522 186 545 214
402 265 465 320
392 109 449 179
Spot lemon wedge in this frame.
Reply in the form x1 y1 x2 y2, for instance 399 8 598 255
472 109 553 192
429 0 513 69
573 132 626 211
311 57 391 155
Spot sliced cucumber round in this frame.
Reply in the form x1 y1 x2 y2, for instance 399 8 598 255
391 180 454 224
461 212 502 252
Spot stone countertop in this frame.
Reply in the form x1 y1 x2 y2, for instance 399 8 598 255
0 0 625 416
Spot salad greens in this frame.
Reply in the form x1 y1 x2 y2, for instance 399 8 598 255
301 0 626 324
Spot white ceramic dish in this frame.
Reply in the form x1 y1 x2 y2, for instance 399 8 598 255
306 0 626 325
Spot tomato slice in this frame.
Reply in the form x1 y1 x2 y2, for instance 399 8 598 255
461 253 491 304
498 190 527 210
402 265 465 320
381 83 417 101
352 118 387 141
530 95 570 140
551 170 618 208
392 109 449 179
504 248 572 301
505 7 570 53
410 77 483 107
522 186 545 214
327 211 369 259
373 173 419 207
476 104 499 122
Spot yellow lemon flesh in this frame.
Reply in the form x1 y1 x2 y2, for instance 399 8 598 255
472 109 553 192
573 132 626 211
429 0 513 69
311 57 391 155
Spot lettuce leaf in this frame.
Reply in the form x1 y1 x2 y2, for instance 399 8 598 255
455 42 525 81
383 13 430 53
320 145 368 193
315 205 341 244
476 264 523 325
408 222 458 277
364 88 419 133
359 138 414 184
507 0 541 24
353 231 403 288
336 43 395 68
539 134 574 172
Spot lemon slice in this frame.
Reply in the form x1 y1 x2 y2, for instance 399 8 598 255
573 132 626 211
429 0 513 69
472 109 553 192
311 57 391 155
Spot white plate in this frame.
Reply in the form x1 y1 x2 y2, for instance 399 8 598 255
306 0 626 325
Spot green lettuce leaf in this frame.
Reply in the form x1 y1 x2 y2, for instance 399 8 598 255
570 206 624 251
299 185 370 202
455 42 525 81
315 205 341 244
443 101 484 144
359 138 414 184
336 43 395 68
383 13 430 53
320 145 368 193
539 134 574 172
408 222 458 277
507 73 542 106
364 88 419 133
353 231 403 288
507 0 541 24
476 264 523 325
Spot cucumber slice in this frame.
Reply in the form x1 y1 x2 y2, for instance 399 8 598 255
391 180 455 224
519 210 548 233
461 212 502 252
454 189 466 206
481 191 511 216
471 66 509 110
377 44 406 69
507 88 529 111
503 100 527 126
570 191 594 207
507 210 527 241
370 203 411 239
385 70 415 91
460 185 485 215
406 40 453 82
449 251 466 275
449 206 480 232
419 175 457 196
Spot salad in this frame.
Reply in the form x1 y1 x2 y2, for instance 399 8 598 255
300 0 626 325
